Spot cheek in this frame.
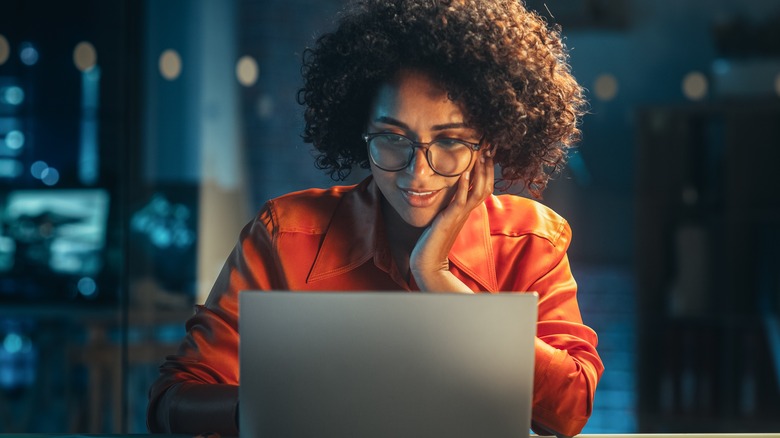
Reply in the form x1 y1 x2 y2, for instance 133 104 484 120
370 164 391 186
370 167 399 205
440 180 460 202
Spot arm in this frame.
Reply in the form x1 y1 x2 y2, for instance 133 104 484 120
416 169 602 436
527 245 603 437
147 208 286 435
410 152 494 292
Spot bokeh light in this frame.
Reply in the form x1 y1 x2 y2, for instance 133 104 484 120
159 49 182 80
774 72 780 98
594 73 619 101
1 86 25 105
256 95 274 119
5 130 25 150
73 41 97 72
19 42 39 66
236 55 259 87
41 167 60 186
0 34 9 65
77 277 98 297
682 71 708 101
0 159 23 178
30 160 48 179
2 333 23 354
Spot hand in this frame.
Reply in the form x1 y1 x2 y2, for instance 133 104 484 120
409 152 495 292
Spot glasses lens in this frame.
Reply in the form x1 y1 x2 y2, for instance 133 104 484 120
429 139 474 176
368 134 412 170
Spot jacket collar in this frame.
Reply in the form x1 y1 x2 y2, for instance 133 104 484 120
307 176 498 291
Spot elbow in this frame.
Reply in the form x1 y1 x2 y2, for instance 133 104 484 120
533 345 604 436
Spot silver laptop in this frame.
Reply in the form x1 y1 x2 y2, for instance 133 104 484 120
239 291 538 438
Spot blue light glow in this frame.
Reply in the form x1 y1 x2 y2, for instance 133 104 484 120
19 42 39 66
131 194 196 250
30 160 48 179
567 151 592 186
151 227 172 248
712 58 731 76
1 86 24 105
77 277 97 297
2 333 22 354
0 159 22 178
41 167 60 186
79 66 101 185
5 130 24 150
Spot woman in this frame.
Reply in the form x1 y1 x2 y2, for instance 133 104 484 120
148 0 603 436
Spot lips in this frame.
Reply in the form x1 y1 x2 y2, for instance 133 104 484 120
400 187 442 207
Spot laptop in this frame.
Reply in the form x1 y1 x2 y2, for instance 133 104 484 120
239 291 538 438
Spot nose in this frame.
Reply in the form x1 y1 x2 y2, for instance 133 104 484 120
405 146 433 176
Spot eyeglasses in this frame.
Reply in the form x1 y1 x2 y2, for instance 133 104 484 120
363 132 483 177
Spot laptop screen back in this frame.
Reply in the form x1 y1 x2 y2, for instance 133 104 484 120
239 292 537 438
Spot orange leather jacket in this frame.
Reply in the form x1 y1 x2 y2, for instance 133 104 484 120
148 177 603 437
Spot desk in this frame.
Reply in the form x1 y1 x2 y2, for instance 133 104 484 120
2 434 780 438
580 436 780 438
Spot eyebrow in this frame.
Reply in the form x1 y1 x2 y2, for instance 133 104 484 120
373 116 469 132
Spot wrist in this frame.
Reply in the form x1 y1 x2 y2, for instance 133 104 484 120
412 269 473 293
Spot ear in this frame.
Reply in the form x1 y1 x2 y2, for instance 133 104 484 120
483 145 496 158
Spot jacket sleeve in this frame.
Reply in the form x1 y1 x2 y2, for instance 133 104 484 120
147 207 285 435
523 222 604 437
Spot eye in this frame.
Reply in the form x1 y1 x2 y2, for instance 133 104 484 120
433 138 469 149
378 133 409 146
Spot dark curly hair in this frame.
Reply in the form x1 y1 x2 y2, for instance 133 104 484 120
298 0 585 197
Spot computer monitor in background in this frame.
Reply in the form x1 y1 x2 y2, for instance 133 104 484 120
0 188 110 303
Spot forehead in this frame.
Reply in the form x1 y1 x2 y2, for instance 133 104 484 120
369 69 466 124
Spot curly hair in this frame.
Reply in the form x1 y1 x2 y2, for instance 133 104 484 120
298 0 585 197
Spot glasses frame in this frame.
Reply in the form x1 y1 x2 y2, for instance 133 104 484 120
363 132 484 177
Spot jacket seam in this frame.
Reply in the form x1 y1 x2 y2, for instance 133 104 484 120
489 226 564 247
267 201 280 251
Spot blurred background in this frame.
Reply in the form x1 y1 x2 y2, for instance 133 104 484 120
0 0 779 434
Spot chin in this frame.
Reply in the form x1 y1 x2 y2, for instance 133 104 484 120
401 212 436 228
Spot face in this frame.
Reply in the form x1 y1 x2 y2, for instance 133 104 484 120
366 69 482 228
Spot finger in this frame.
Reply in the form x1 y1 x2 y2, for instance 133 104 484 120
452 168 471 208
482 155 495 195
468 154 493 205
